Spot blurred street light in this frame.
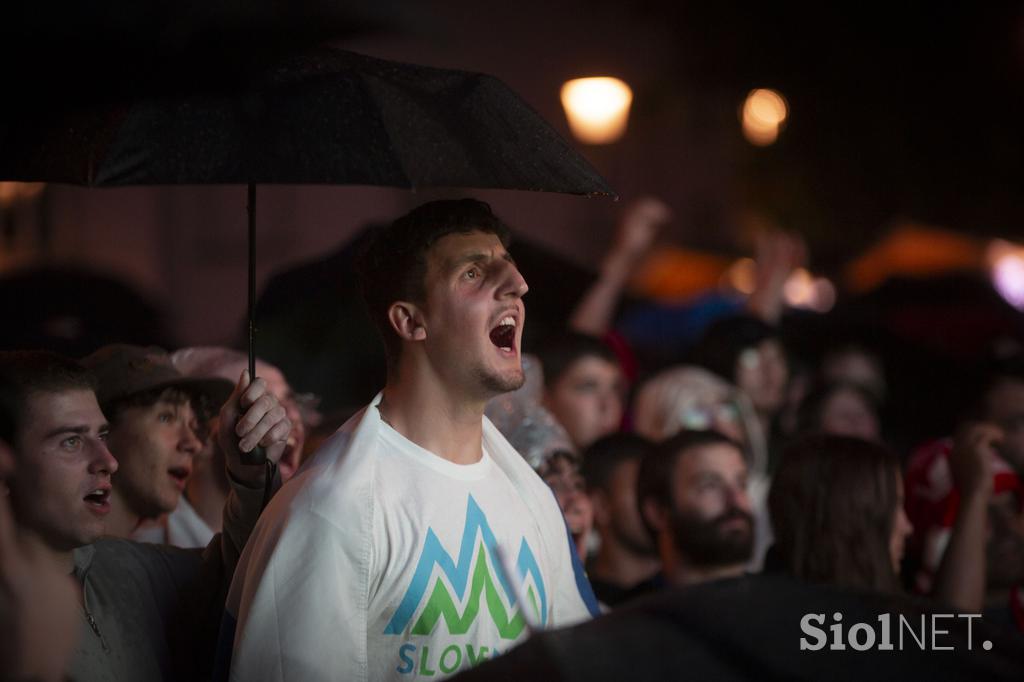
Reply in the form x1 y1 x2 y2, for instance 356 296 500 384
988 239 1024 310
741 88 788 146
722 257 757 294
560 77 633 145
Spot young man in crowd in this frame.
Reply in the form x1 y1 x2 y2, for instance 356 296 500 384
0 349 291 680
537 331 625 450
637 429 754 587
906 358 1024 629
143 346 312 548
0 372 78 682
581 433 662 607
80 344 234 540
222 199 599 681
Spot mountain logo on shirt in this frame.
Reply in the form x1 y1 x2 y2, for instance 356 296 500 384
384 494 547 640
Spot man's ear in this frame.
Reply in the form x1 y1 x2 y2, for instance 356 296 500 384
387 301 427 342
641 497 668 533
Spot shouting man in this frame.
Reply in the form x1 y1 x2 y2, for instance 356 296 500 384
221 199 598 681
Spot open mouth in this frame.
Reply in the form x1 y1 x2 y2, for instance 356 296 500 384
167 467 191 491
489 315 517 353
83 488 111 512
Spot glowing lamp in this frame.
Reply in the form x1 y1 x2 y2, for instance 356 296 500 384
989 240 1024 311
741 88 788 146
560 77 633 145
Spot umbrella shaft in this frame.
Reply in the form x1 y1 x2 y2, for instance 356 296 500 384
248 183 257 380
244 182 266 466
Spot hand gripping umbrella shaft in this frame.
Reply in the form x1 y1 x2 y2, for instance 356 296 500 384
243 182 269 465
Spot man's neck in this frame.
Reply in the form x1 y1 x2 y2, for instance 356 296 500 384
380 367 488 465
105 488 143 539
22 528 76 576
589 535 661 588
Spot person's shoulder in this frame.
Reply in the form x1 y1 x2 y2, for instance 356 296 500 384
85 537 203 590
91 536 198 560
248 406 387 552
481 420 564 523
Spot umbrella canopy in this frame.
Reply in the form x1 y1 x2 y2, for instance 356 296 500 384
0 46 612 195
0 45 612 462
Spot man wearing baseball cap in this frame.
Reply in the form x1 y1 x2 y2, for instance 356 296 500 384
82 344 235 539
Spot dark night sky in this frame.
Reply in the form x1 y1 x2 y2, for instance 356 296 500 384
644 2 1024 267
4 0 1024 270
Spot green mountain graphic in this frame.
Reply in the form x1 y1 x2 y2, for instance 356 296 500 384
411 541 540 639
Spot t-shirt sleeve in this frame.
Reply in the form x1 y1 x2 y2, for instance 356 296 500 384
228 508 371 682
545 500 601 627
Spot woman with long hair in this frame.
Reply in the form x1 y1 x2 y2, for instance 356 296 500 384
768 434 913 593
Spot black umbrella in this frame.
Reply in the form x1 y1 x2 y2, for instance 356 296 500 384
0 45 613 461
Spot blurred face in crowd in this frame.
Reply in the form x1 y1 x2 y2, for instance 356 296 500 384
821 348 886 402
105 389 204 520
591 457 654 556
544 355 624 449
819 386 880 442
9 389 117 550
661 442 753 568
541 453 593 558
984 377 1024 474
734 339 788 417
415 230 528 400
889 471 913 573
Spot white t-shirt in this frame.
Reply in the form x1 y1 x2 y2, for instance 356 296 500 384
220 394 598 682
130 495 215 549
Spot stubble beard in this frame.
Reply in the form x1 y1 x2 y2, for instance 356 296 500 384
475 363 526 396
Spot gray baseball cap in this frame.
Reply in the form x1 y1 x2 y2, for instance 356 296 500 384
81 344 234 410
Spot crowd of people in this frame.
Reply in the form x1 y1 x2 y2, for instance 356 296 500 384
2 197 1024 681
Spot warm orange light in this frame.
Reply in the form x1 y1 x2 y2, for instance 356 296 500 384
782 268 835 312
560 77 633 145
0 182 45 208
741 88 788 146
721 258 758 295
784 268 814 306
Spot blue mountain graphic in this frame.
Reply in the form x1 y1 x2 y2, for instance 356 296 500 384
384 494 548 634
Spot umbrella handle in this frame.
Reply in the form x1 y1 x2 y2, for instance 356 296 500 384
243 181 267 466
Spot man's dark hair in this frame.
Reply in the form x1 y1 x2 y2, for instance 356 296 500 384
961 354 1024 424
691 314 780 383
769 434 902 594
0 350 96 444
356 199 512 371
535 332 618 389
104 385 211 434
581 432 656 493
636 429 740 538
